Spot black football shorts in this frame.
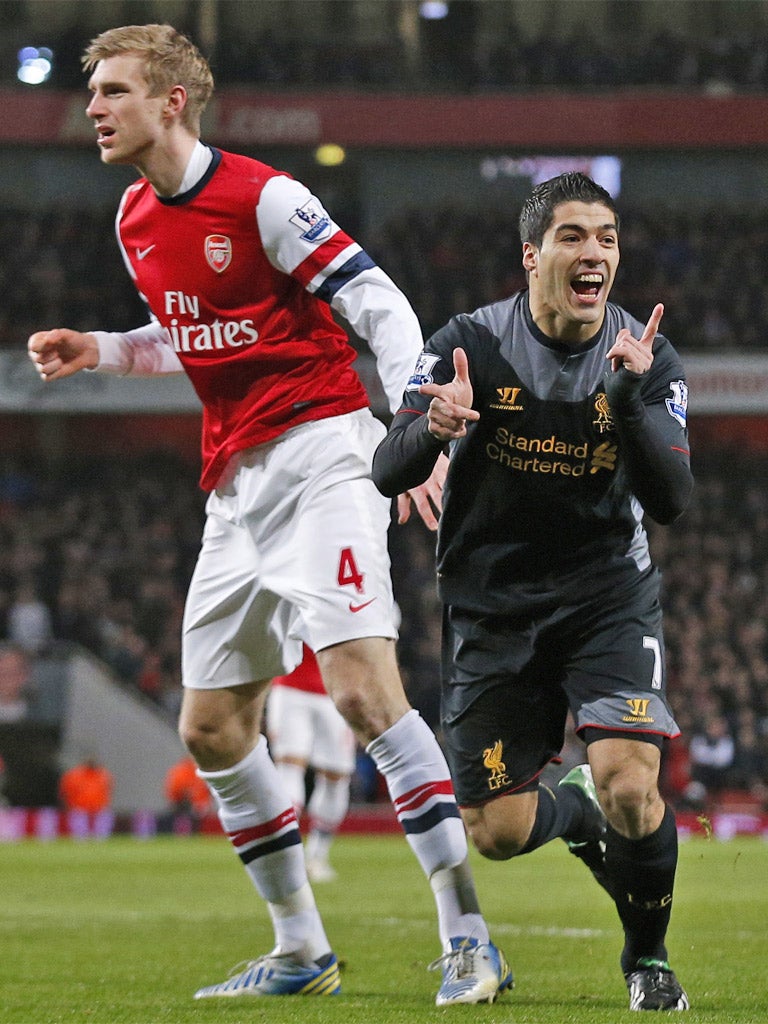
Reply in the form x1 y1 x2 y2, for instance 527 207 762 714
439 572 680 807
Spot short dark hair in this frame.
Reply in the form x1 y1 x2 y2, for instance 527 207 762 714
519 172 619 248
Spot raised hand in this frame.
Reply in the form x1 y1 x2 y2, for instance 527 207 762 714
419 347 479 443
607 303 663 375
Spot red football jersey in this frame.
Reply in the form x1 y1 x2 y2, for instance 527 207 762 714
115 148 370 490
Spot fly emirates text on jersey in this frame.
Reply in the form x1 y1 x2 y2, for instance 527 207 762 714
164 290 259 351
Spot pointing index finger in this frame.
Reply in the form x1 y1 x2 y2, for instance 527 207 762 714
453 346 470 383
642 303 664 344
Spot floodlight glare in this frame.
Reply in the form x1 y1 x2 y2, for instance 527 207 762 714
419 2 449 19
315 144 346 167
17 45 54 85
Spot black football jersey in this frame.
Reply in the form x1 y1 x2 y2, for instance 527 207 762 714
374 291 691 615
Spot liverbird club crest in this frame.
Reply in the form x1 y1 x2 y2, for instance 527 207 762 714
205 234 232 273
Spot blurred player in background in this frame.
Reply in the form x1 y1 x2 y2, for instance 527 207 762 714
27 23 510 1006
373 172 693 1012
266 644 356 883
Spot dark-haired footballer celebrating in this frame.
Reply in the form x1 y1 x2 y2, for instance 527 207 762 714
373 172 693 1012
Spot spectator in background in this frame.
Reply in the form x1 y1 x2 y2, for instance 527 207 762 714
59 754 113 811
0 643 32 723
730 710 768 806
7 581 53 654
688 713 736 800
266 645 356 883
164 755 213 832
59 754 114 839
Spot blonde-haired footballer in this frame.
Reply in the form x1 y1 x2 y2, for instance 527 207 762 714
27 22 510 1006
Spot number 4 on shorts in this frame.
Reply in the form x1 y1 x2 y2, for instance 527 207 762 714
337 546 364 595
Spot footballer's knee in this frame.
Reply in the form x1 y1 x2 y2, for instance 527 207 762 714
317 638 410 742
178 685 265 771
326 680 376 739
462 797 536 860
589 738 664 839
599 772 664 838
469 829 529 861
178 714 233 769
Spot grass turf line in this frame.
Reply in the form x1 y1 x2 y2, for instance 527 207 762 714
0 834 765 1023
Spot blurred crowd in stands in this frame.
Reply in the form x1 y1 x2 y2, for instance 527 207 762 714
11 10 768 96
0 451 202 724
648 454 768 811
161 24 768 96
1 440 768 813
215 19 768 96
1 201 765 354
0 207 145 351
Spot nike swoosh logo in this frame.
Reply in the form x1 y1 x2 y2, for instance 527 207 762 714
349 598 377 613
136 244 156 260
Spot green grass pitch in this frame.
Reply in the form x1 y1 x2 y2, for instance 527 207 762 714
0 832 764 1023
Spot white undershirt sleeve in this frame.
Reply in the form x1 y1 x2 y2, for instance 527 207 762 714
255 176 423 413
92 323 184 376
331 268 423 415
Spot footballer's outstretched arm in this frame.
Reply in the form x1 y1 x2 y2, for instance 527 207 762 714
28 322 183 381
91 323 183 375
372 410 446 498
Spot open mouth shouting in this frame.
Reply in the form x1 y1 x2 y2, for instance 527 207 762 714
571 272 604 305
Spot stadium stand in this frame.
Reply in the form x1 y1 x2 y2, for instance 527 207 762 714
3 1 768 95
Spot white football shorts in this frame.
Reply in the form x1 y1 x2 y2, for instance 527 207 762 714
266 685 357 775
182 409 398 689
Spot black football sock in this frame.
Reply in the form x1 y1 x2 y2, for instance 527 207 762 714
604 804 678 975
518 783 586 854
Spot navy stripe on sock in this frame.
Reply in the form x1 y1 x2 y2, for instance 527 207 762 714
400 801 462 835
238 829 303 865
